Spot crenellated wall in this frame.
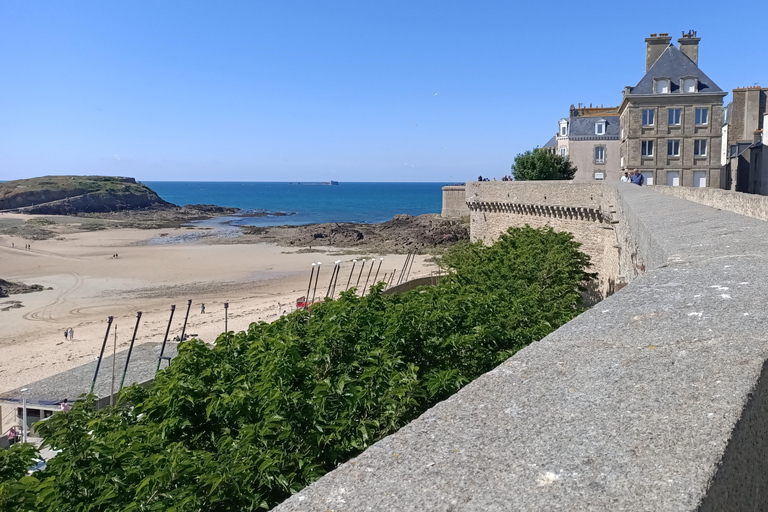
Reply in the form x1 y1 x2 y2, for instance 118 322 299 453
466 181 623 300
275 183 768 511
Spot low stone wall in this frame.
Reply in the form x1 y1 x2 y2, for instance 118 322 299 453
441 185 469 219
653 185 768 221
275 183 768 511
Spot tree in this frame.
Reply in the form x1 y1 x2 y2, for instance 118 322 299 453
511 148 577 181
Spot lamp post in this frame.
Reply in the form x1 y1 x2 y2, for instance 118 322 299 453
224 302 229 332
20 388 28 443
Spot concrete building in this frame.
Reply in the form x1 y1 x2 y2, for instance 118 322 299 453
721 86 768 192
619 31 727 187
556 105 621 182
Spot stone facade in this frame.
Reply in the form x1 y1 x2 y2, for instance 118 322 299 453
619 32 727 188
557 106 621 183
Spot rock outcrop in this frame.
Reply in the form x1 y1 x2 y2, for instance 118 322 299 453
0 176 173 214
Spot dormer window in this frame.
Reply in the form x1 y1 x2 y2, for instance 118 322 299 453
559 119 568 136
682 77 697 93
654 78 670 94
595 120 606 135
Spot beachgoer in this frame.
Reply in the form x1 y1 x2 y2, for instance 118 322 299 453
201 304 205 314
477 175 483 181
621 172 630 182
68 327 74 340
60 399 71 413
630 169 645 186
64 329 69 341
7 426 17 446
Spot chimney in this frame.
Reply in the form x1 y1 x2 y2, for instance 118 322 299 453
645 32 672 72
678 30 700 65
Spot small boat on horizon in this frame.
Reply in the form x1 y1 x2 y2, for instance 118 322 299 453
288 181 339 186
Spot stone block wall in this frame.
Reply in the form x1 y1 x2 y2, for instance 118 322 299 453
466 181 619 299
652 184 768 220
440 185 469 219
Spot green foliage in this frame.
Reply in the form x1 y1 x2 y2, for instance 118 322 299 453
5 226 594 511
511 148 577 180
0 442 40 511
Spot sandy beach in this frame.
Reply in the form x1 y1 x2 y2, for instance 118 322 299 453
0 213 438 426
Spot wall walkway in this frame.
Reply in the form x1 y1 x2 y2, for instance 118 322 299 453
275 183 768 511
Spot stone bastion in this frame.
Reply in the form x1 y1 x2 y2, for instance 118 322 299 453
275 182 768 511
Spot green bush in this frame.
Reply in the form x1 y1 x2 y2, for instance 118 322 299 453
3 226 594 511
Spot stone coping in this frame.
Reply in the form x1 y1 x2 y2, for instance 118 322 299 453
274 183 768 511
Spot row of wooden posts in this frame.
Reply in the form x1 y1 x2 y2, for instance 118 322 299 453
89 252 418 403
303 250 417 307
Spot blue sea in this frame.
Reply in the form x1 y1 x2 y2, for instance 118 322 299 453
144 182 448 227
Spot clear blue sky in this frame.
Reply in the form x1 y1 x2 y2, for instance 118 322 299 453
1 1 764 182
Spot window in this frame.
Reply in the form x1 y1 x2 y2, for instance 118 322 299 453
595 122 605 135
621 128 625 139
594 172 605 180
642 140 654 157
595 146 605 163
560 126 567 135
642 109 655 126
560 147 566 158
683 78 697 93
668 108 681 125
654 78 670 94
694 139 707 156
667 140 680 156
559 120 568 136
695 108 708 125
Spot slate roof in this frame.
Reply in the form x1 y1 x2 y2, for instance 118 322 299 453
0 342 179 408
567 115 620 140
542 135 557 148
629 44 723 95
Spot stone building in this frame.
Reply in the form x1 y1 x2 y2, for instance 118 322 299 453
619 31 727 187
721 86 768 192
556 105 621 182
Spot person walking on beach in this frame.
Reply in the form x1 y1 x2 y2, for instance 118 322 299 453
68 327 74 340
64 329 69 341
201 303 205 314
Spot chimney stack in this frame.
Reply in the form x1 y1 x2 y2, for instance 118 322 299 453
645 32 672 72
678 30 700 65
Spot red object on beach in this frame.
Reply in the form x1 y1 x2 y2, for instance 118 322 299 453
296 296 308 309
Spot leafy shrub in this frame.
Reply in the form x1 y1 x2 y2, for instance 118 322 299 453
3 226 594 511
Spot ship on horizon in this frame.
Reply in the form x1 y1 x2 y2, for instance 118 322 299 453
288 181 339 185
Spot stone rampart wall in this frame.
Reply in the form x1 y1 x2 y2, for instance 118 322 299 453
466 181 618 299
440 186 469 219
275 183 768 511
653 184 768 221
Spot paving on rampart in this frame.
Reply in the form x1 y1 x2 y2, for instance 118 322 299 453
274 183 768 511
